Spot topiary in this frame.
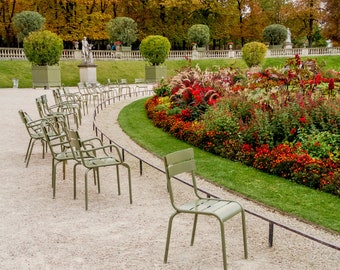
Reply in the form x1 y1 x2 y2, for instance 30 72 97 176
140 35 171 66
242 42 267 68
187 24 210 47
106 17 137 46
23 30 63 66
262 24 287 46
13 11 45 42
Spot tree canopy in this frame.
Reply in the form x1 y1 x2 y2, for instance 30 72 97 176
0 0 338 48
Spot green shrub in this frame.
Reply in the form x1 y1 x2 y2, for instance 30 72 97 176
262 24 287 46
106 17 137 46
13 11 45 42
187 24 210 47
242 42 267 67
140 35 171 66
23 30 63 66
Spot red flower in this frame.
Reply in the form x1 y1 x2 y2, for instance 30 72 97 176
290 127 296 135
299 117 307 124
314 73 322 85
328 78 335 90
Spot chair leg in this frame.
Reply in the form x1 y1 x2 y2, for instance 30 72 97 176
96 168 100 193
24 138 33 163
52 159 56 199
85 170 89 210
116 165 121 195
218 219 228 270
126 164 132 204
241 210 248 259
62 160 66 180
164 212 177 264
190 214 198 246
25 138 35 167
73 163 80 199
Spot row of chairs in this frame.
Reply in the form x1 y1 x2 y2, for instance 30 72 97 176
77 79 149 107
19 109 132 210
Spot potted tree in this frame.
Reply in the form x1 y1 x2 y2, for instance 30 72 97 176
23 30 64 89
188 24 210 52
140 35 171 82
106 17 137 53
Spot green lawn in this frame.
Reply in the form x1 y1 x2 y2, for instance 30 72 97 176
118 98 340 234
0 55 339 88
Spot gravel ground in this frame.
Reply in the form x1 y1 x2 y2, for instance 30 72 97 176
0 87 339 270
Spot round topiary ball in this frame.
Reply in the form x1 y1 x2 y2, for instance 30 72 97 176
187 24 210 47
23 30 63 66
262 24 287 46
140 35 171 66
242 42 267 68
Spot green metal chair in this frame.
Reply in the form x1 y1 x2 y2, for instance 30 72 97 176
52 88 82 126
41 116 77 199
66 129 132 210
62 86 88 116
163 148 248 270
18 110 46 167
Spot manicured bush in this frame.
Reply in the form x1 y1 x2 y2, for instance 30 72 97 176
23 30 63 66
187 24 210 47
242 42 267 67
262 24 287 46
106 17 137 46
140 35 171 66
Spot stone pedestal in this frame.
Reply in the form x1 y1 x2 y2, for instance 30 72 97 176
78 63 97 83
284 42 293 49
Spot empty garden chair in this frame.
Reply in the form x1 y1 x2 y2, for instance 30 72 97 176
163 148 248 270
66 129 132 210
18 110 47 167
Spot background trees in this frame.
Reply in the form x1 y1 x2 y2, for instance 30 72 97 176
0 0 336 48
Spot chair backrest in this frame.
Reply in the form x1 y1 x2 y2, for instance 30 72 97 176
35 97 45 118
66 129 81 151
18 110 42 137
164 148 199 208
52 89 62 104
41 117 69 158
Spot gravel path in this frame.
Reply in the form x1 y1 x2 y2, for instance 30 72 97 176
0 87 339 270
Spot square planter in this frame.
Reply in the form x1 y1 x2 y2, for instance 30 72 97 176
145 65 167 83
32 65 61 89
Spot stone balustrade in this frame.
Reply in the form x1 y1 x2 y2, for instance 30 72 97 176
1 47 339 61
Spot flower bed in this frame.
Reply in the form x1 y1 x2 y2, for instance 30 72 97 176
145 55 340 196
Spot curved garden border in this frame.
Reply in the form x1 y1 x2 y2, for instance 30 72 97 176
91 87 340 252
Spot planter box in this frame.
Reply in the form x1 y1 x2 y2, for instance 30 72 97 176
32 65 61 89
145 65 167 83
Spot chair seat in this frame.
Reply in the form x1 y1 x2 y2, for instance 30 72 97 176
55 151 74 160
179 199 243 221
84 156 121 168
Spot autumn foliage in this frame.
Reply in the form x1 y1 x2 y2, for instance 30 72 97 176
0 0 339 48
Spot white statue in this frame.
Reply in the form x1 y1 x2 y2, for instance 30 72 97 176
81 36 93 63
286 28 291 43
285 28 292 49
